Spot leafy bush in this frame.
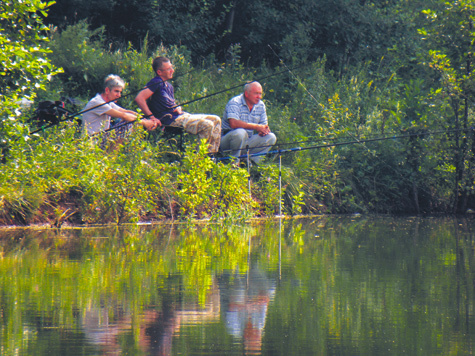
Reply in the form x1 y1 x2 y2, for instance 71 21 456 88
4 4 475 224
47 21 116 97
0 123 259 225
176 140 252 219
0 0 62 163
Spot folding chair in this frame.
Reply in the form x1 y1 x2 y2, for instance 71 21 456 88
146 115 186 152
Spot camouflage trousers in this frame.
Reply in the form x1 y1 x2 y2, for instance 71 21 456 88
171 113 221 153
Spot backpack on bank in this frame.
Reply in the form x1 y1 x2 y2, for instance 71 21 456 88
33 97 84 128
33 100 69 126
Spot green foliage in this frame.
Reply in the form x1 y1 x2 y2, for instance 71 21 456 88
0 0 62 160
0 127 257 225
417 0 475 212
252 164 281 216
262 47 469 214
44 0 432 71
47 0 231 63
0 19 258 226
176 140 252 219
5 1 475 222
0 0 59 98
79 131 173 225
290 184 305 216
47 21 118 96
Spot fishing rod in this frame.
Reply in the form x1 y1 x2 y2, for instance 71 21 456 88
29 85 152 136
28 67 198 136
29 62 309 138
30 78 176 136
175 65 307 108
217 127 474 161
97 63 309 134
247 126 462 149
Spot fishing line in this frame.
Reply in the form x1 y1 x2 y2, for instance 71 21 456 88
265 44 469 184
20 57 468 168
176 65 306 108
28 67 198 135
218 124 467 212
267 45 320 105
29 83 155 136
217 127 472 161
102 64 310 134
267 44 376 155
245 126 462 150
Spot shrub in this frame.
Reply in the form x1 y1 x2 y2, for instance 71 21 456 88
175 140 252 219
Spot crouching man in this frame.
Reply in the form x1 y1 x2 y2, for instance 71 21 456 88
220 81 276 164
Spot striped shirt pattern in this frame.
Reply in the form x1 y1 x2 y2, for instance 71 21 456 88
222 94 267 136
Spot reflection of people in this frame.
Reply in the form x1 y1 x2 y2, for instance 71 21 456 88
135 56 222 153
220 264 276 355
220 81 277 164
82 74 158 140
81 279 221 355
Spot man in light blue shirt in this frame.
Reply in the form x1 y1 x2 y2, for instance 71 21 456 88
221 81 277 164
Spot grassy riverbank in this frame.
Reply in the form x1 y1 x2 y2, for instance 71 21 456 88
0 124 287 226
4 3 475 221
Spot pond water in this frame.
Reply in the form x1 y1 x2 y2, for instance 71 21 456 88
1 215 475 355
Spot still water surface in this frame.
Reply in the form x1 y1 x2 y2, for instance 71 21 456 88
1 215 475 355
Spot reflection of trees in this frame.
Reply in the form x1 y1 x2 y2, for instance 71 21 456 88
1 217 475 354
267 216 475 355
453 217 475 352
0 223 259 355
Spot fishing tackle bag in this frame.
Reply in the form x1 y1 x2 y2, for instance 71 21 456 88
33 100 68 126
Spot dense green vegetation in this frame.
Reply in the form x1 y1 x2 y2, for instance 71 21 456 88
1 0 475 225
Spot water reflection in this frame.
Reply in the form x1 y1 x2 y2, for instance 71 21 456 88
76 225 276 356
220 263 276 355
78 267 276 356
80 279 222 355
1 216 475 355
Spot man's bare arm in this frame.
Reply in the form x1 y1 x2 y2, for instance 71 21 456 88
229 118 270 136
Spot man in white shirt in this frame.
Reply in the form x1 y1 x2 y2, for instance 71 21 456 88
82 74 158 142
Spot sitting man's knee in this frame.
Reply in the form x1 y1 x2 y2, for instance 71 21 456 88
266 132 277 145
220 128 248 150
206 115 221 125
232 128 248 139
